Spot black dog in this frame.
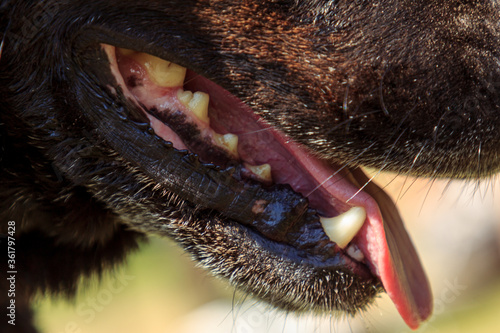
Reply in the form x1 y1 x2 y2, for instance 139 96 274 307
1 1 499 332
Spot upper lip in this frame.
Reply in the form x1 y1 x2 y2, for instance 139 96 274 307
101 43 371 262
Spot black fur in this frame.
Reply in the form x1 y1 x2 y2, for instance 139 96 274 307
1 1 499 332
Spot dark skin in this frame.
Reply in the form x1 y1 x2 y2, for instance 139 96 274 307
1 1 499 332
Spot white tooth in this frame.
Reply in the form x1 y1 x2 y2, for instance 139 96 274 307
134 52 187 87
346 244 365 261
245 163 272 182
117 47 136 56
319 206 366 249
214 133 239 157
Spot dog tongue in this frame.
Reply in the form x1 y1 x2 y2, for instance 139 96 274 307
195 74 433 328
269 134 433 328
279 134 432 328
348 168 433 329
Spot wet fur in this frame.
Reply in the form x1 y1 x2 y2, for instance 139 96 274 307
1 1 500 332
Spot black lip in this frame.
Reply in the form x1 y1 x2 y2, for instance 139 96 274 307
178 210 382 314
70 33 382 313
93 43 333 253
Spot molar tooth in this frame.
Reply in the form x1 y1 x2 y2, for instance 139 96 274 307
186 91 210 123
214 133 239 157
245 163 272 182
319 206 366 249
177 89 193 105
135 52 186 87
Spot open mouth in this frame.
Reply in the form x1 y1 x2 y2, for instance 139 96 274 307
100 44 432 329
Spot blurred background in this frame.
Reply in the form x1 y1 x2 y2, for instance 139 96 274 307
35 173 500 333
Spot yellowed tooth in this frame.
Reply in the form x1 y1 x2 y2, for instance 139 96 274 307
117 47 136 56
319 206 366 249
134 52 186 87
214 133 239 157
187 91 210 123
245 163 272 182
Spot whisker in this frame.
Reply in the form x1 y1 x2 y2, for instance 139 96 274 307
305 142 376 198
432 108 451 146
238 127 273 135
230 291 249 333
347 127 407 202
379 171 401 192
343 82 350 115
0 19 11 62
379 66 391 116
419 153 447 214
439 178 454 201
485 173 496 199
281 311 289 333
419 177 438 215
397 141 428 201
0 38 4 61
183 71 204 85
326 110 383 135
475 142 490 201
346 167 385 203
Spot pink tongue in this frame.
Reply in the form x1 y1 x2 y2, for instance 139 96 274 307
243 122 433 328
109 47 433 327
350 168 433 329
270 133 433 329
186 73 433 328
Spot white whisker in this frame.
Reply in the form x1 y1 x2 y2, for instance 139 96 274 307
305 142 376 198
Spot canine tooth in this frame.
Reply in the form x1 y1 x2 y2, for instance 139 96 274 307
214 133 239 156
135 52 186 87
245 163 272 182
319 206 366 249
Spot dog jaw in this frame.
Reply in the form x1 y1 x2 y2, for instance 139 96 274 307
1 1 500 331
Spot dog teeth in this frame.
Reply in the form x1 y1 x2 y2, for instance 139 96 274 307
346 244 365 261
117 47 136 56
245 163 272 182
214 133 239 157
177 89 193 105
319 206 366 249
178 90 210 123
135 52 186 87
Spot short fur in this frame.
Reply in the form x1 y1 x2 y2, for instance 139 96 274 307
1 1 499 332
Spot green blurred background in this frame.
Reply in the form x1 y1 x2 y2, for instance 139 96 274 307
35 175 500 333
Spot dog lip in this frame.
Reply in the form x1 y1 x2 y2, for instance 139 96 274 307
100 43 432 328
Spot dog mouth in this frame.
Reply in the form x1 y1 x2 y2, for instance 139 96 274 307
99 43 432 329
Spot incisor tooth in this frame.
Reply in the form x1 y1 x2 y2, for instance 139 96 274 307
214 133 239 157
245 163 272 182
319 206 366 249
134 52 186 87
346 244 365 261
